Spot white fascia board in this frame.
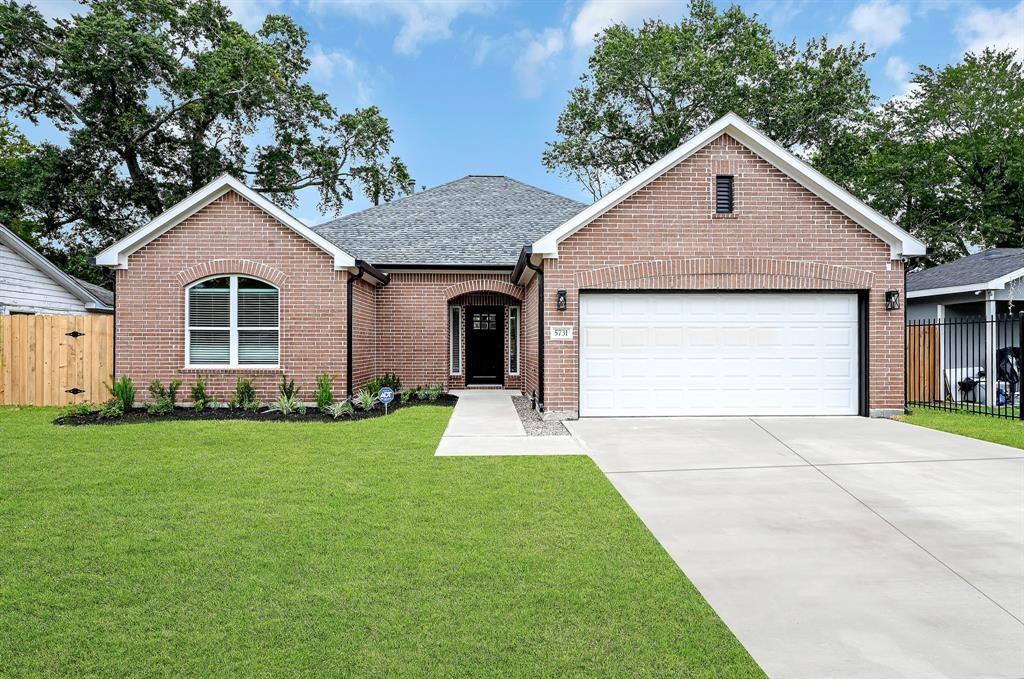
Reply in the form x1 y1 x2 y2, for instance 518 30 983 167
907 268 1024 299
532 113 928 260
94 174 356 269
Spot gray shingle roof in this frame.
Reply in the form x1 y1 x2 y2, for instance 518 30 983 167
312 175 586 266
74 277 114 306
907 248 1024 292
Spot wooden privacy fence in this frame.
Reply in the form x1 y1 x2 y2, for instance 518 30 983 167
0 314 113 406
907 324 939 403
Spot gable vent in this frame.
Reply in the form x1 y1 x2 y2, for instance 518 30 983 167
715 175 734 214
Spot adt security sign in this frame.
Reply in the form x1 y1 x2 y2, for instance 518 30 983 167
378 387 395 414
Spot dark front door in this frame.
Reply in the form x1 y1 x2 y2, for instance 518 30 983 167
466 306 504 385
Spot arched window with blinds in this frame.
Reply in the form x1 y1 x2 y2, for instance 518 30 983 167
186 276 279 367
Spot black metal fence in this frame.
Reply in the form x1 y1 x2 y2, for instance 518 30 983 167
907 312 1023 420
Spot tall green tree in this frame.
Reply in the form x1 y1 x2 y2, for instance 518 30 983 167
543 0 874 198
815 49 1024 263
0 0 412 283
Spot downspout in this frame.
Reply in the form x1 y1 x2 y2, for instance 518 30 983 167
524 254 545 412
346 262 365 399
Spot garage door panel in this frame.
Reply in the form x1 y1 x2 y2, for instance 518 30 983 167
580 292 859 417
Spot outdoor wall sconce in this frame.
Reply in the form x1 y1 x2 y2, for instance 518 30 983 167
556 289 567 311
885 290 901 310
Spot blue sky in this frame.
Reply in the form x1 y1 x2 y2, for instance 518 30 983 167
22 0 1024 224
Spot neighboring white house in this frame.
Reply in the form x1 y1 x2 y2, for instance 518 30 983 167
907 248 1022 407
907 248 1024 321
0 224 113 315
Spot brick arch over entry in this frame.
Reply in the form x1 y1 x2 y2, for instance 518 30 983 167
174 259 289 287
575 258 874 290
443 279 524 302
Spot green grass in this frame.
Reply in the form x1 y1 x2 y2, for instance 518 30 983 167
901 408 1024 450
0 406 761 677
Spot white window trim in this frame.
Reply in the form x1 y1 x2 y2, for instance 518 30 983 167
185 274 280 369
449 305 462 376
508 306 520 375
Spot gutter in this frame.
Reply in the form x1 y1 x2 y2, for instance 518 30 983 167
346 259 390 398
520 247 545 412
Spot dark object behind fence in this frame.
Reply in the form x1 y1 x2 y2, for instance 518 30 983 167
907 312 1023 420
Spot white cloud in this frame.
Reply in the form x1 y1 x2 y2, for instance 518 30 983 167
884 55 910 81
308 0 492 55
514 28 564 98
958 1 1024 58
307 45 373 105
843 0 911 50
570 0 681 47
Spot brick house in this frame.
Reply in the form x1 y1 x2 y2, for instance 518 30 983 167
96 114 926 417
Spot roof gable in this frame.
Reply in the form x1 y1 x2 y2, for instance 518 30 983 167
0 223 113 311
94 175 356 270
312 176 586 267
530 114 927 261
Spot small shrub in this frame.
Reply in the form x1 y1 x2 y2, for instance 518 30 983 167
315 373 334 410
425 384 444 401
278 374 298 400
191 376 212 411
325 400 355 419
354 389 377 412
98 398 124 419
365 372 401 396
60 402 97 418
399 389 412 404
147 379 182 415
229 377 260 411
415 385 430 401
105 375 135 412
266 392 305 415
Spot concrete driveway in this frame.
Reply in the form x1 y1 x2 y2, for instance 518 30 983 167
566 417 1024 679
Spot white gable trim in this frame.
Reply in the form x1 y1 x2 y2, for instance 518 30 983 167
0 223 113 311
94 174 356 269
531 113 927 260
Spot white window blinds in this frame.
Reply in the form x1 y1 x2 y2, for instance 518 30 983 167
187 276 279 366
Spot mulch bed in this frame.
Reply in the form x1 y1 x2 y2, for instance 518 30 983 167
55 394 458 426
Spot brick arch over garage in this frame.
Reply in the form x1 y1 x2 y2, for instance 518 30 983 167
574 258 874 291
443 279 524 302
174 259 289 287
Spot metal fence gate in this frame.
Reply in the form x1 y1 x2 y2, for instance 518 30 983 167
907 313 1023 420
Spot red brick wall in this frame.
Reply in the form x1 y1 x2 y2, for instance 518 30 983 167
115 190 349 404
539 134 905 416
374 272 524 391
350 278 377 394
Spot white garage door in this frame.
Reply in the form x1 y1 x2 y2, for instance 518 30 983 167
579 293 859 417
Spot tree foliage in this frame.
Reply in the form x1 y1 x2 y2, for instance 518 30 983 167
543 0 874 199
814 49 1024 263
0 0 412 283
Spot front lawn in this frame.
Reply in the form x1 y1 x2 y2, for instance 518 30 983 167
900 408 1024 450
0 406 761 677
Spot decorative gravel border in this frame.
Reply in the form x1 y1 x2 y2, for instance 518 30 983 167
512 395 569 436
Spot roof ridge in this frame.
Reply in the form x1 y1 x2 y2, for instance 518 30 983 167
314 175 498 229
499 175 589 206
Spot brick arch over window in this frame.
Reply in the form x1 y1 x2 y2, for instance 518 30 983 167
174 259 289 287
575 258 874 290
442 279 524 302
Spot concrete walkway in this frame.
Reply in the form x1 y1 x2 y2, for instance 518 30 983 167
567 416 1024 679
435 390 584 456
